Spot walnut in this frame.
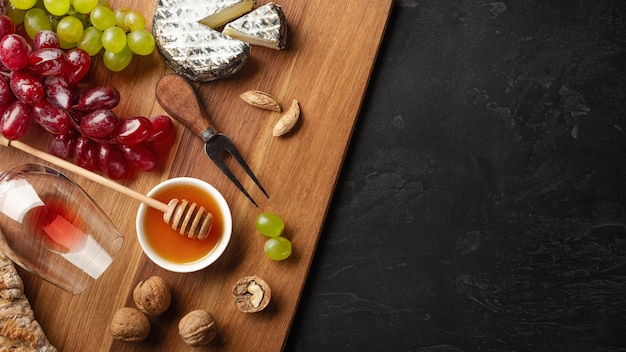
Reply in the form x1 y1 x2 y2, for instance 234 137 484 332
109 307 150 343
232 276 271 313
178 310 217 347
132 276 171 316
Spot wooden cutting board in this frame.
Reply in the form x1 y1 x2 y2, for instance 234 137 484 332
0 0 393 350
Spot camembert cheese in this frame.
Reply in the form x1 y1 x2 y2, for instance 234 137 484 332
199 0 256 28
152 0 253 82
223 2 288 50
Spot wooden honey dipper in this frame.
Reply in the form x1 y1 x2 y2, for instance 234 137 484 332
0 135 213 240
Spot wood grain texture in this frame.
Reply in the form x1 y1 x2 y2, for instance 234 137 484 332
0 0 393 351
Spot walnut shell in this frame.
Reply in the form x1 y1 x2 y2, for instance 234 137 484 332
178 310 217 347
133 276 171 316
232 276 271 313
109 307 150 343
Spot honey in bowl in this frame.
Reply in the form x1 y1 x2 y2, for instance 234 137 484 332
136 177 232 272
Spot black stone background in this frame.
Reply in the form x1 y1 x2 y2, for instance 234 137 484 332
285 1 626 351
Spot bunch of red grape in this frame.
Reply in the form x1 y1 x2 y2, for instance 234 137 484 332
0 15 174 180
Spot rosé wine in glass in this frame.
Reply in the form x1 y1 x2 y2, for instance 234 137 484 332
0 163 123 294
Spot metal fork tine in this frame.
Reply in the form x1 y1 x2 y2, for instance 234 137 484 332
205 143 259 207
225 143 269 199
203 134 268 207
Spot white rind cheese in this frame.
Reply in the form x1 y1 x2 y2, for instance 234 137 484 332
222 2 288 50
153 0 252 82
199 0 256 28
156 0 250 22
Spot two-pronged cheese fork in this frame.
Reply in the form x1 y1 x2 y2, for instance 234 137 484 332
155 74 269 207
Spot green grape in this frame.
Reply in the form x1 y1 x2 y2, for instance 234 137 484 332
77 26 103 56
7 7 26 25
9 0 37 10
43 0 70 16
101 26 126 53
127 29 155 56
114 7 131 30
255 212 285 237
124 10 146 31
23 8 52 39
56 15 83 43
103 45 132 72
90 5 116 30
263 237 292 261
72 0 98 14
97 0 110 8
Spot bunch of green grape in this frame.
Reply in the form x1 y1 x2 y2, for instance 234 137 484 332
7 0 155 72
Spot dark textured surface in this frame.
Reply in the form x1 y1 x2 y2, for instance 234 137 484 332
285 1 626 351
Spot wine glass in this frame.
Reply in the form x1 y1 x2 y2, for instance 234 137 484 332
0 163 124 294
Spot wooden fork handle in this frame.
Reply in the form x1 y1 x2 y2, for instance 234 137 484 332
155 74 216 137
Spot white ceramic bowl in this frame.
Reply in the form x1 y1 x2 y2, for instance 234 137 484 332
136 177 232 272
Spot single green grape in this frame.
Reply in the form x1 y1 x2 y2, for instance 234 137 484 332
7 7 26 25
9 0 37 10
255 212 285 237
23 8 52 39
114 7 131 30
77 26 103 56
90 5 116 30
56 15 83 43
43 0 70 16
101 26 126 53
103 45 133 72
264 237 292 261
124 10 146 31
127 29 155 56
72 0 99 14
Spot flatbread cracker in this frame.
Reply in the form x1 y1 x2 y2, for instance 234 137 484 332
0 250 57 351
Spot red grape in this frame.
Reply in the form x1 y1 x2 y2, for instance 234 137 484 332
33 30 60 50
147 115 174 143
49 129 78 159
74 135 99 171
10 71 45 104
28 48 67 77
80 109 118 138
1 101 31 140
32 99 72 134
120 143 159 171
0 15 16 41
115 116 151 145
43 76 72 109
0 102 10 116
0 34 31 71
74 86 120 111
98 143 129 180
0 75 15 106
64 48 91 85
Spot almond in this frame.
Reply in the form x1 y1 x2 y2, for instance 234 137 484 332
273 99 300 137
240 90 281 112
